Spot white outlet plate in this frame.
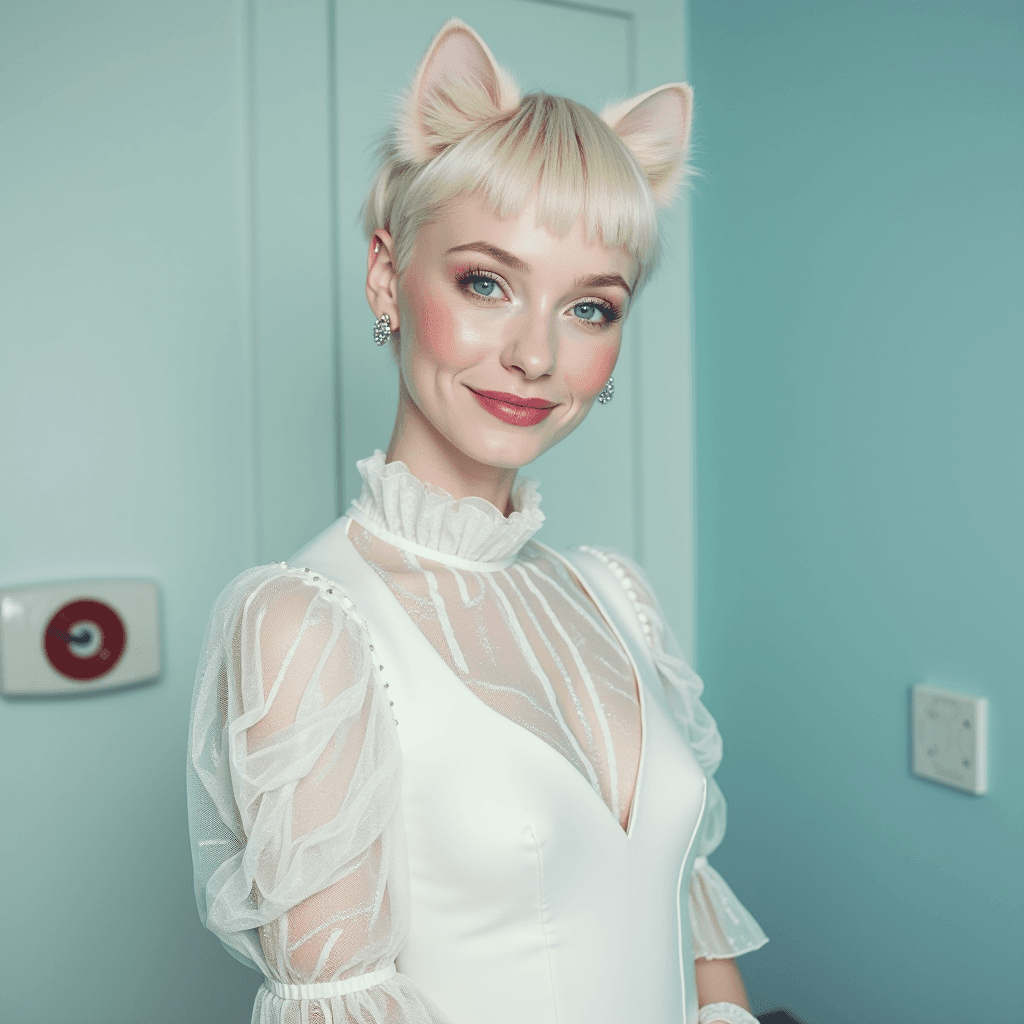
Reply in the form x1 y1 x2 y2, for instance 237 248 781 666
912 683 988 795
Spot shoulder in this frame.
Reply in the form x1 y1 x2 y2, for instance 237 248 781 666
554 544 660 646
565 544 658 609
203 561 368 656
195 562 374 711
569 545 651 586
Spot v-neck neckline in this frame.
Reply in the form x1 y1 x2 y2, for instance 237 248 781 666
340 518 648 840
533 540 648 838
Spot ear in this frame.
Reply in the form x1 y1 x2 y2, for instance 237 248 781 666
397 18 521 164
600 83 693 208
366 230 400 333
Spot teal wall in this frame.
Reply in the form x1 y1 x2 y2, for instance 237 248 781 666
0 2 264 1020
689 2 1024 1022
6 1 1020 1022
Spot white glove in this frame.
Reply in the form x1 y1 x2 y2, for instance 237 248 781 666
698 1002 760 1024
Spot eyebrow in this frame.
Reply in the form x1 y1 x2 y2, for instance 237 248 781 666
445 242 633 298
446 242 530 274
574 273 633 298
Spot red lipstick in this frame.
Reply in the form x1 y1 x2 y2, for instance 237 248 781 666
469 388 556 427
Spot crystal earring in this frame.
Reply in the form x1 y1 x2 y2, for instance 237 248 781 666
597 376 615 405
373 312 391 347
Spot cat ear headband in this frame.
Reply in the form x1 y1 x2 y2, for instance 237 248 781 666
395 17 693 208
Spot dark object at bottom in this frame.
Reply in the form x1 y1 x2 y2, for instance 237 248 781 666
758 1011 807 1024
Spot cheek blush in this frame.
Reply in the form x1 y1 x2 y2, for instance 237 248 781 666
407 273 460 365
564 347 618 398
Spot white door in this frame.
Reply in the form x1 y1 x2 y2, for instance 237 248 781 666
252 0 695 655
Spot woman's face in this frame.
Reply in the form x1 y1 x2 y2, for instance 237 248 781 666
384 192 637 471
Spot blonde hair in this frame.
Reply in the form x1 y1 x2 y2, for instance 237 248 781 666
362 19 691 306
362 89 663 294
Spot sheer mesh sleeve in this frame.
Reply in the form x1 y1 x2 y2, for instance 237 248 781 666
187 564 453 1024
579 549 769 962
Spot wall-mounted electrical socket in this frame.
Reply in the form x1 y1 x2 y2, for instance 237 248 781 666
911 683 988 795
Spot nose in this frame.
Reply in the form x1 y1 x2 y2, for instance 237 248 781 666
502 308 557 380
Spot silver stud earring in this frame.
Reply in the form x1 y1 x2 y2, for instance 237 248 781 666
597 376 615 405
373 312 391 347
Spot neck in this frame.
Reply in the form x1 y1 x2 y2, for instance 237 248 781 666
387 379 518 516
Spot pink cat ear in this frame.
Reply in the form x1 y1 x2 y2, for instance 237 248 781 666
600 83 693 208
396 18 522 164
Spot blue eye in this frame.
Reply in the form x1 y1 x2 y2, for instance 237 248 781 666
456 269 510 302
471 278 499 297
573 302 605 323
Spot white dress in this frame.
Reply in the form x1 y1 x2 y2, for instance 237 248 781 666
187 452 767 1024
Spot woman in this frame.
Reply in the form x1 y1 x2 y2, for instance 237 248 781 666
188 19 767 1024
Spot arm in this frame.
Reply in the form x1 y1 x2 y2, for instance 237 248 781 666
187 565 452 1024
688 781 764 1024
695 956 752 1010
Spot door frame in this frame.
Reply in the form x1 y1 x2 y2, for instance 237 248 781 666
245 0 696 659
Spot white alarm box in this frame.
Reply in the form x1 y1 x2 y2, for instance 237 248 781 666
0 579 160 696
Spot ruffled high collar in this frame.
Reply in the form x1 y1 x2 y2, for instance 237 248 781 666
348 451 545 566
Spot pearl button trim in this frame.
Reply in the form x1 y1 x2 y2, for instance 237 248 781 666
577 545 654 643
274 561 397 726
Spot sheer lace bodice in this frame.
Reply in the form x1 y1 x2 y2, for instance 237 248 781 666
187 452 767 1024
348 453 641 831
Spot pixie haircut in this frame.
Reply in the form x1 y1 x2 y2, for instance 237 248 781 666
361 20 693 299
363 92 662 294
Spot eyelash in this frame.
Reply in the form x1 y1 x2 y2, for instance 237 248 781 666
454 267 623 328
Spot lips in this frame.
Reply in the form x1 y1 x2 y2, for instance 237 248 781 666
472 389 556 409
469 388 557 427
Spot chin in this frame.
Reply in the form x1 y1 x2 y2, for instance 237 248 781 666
454 430 550 472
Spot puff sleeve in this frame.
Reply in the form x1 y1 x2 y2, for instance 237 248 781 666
580 549 769 962
186 564 453 1024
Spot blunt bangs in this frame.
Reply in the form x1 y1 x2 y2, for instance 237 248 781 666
363 93 662 295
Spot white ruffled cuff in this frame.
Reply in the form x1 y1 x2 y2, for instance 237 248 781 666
253 969 453 1024
690 856 769 960
698 1002 760 1024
